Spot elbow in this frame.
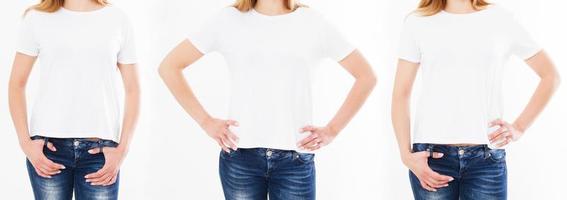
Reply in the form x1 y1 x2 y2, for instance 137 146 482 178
358 70 377 90
545 71 561 92
157 64 168 79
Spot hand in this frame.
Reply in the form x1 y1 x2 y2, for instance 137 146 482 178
296 125 337 151
22 139 65 178
200 117 239 152
85 146 127 186
488 119 524 148
403 151 454 192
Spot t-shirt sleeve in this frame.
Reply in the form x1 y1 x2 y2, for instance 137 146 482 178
118 16 137 64
320 19 355 62
398 15 420 63
187 11 225 54
507 16 541 60
17 12 39 57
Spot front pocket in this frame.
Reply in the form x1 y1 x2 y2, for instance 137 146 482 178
488 149 506 163
293 152 315 164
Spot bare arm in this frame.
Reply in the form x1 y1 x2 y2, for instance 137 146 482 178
158 39 238 152
391 59 453 192
391 59 419 156
85 63 141 186
489 51 561 146
298 50 377 151
9 53 65 178
8 53 35 146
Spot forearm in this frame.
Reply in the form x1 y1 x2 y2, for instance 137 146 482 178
513 75 560 132
117 88 140 150
159 67 211 125
392 96 412 159
326 76 376 135
8 84 32 147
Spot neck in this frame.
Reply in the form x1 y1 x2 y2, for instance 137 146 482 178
255 0 291 16
445 0 476 14
64 0 103 12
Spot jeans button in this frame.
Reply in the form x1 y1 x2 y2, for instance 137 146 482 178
266 150 273 157
73 140 80 147
458 149 465 156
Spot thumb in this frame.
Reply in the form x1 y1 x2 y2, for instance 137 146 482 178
46 142 57 152
88 148 101 154
225 120 239 127
489 119 504 127
431 152 444 159
300 125 316 133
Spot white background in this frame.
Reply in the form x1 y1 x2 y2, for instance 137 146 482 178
1 0 565 199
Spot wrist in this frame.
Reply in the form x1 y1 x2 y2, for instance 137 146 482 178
326 124 340 137
512 122 527 134
198 115 213 128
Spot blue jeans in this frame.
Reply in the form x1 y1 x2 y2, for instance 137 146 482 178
409 143 507 200
219 148 316 200
27 136 119 200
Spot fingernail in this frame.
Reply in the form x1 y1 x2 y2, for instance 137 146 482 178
56 171 61 174
438 153 444 156
61 166 66 169
86 179 90 182
449 177 454 181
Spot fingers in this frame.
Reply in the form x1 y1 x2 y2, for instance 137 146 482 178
431 152 444 159
105 175 118 186
46 142 57 152
220 135 237 151
216 139 230 153
88 148 102 154
225 120 239 127
490 130 510 144
300 125 316 133
494 137 512 148
420 180 437 192
297 132 319 148
224 131 239 150
35 168 52 178
428 170 454 183
489 119 505 127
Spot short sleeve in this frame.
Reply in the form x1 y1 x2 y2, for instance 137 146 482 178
398 15 420 63
320 19 355 61
17 12 39 57
507 16 541 60
187 11 225 54
118 16 137 64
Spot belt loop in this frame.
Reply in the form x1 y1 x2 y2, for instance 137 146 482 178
427 144 435 157
43 137 49 147
98 140 104 153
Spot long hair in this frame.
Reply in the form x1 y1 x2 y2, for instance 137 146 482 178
233 0 303 12
416 0 490 16
26 0 108 14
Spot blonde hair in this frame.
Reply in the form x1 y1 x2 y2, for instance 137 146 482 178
26 0 108 13
233 0 303 12
416 0 490 16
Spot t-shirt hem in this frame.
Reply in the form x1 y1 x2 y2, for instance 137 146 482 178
30 131 120 143
412 138 489 145
236 143 315 154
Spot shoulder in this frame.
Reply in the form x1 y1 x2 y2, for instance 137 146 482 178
103 5 130 20
483 4 516 20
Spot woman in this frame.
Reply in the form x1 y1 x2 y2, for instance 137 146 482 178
392 0 560 199
8 0 139 199
159 0 376 199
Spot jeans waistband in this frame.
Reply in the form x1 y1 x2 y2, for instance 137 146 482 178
30 135 118 151
412 143 503 158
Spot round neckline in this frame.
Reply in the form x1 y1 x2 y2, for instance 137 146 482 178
251 7 303 19
440 5 492 16
60 5 109 14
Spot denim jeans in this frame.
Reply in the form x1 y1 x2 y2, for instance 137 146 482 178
409 143 507 200
219 148 316 200
27 136 119 200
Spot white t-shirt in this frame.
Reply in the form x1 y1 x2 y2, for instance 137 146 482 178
17 6 137 142
189 7 354 151
399 5 541 145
